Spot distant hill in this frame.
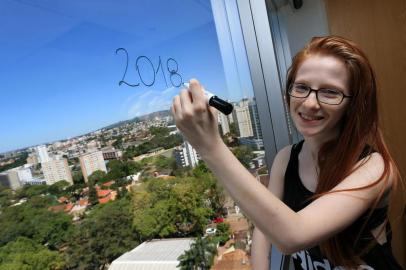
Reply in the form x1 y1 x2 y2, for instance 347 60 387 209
135 110 171 122
102 110 171 130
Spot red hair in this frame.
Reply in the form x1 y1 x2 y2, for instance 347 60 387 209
285 36 401 268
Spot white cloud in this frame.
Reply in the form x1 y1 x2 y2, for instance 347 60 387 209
126 86 180 118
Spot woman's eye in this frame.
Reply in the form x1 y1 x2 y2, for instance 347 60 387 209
294 85 308 93
320 89 341 97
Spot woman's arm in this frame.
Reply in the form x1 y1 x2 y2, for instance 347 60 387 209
172 79 391 254
251 146 291 269
251 228 271 270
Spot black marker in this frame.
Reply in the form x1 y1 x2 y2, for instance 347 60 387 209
182 83 233 115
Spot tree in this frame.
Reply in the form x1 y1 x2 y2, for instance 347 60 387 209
112 136 124 149
15 184 48 199
229 122 239 137
133 178 213 240
0 185 13 208
150 126 170 137
0 198 73 249
232 145 255 168
0 153 28 173
214 222 231 245
126 160 142 174
47 180 70 197
72 170 85 185
154 155 175 171
191 164 225 217
0 237 65 270
124 133 182 159
106 160 126 180
116 186 128 199
88 170 107 184
177 237 217 270
88 180 99 206
192 161 210 178
257 166 269 175
66 198 138 269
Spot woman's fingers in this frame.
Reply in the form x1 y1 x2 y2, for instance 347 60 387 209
172 95 182 120
189 79 206 112
208 105 218 121
172 78 212 127
179 89 193 119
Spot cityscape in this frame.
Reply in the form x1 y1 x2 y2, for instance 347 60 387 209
0 97 270 270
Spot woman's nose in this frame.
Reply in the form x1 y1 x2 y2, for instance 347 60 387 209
302 91 320 109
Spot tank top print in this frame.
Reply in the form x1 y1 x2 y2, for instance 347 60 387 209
282 140 403 270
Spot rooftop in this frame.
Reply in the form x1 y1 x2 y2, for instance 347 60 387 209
102 180 115 187
99 194 112 204
109 238 194 270
97 189 112 198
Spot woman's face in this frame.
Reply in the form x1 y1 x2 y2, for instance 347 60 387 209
290 55 351 141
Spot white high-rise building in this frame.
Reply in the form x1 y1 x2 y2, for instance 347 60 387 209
0 165 44 189
36 145 50 163
42 158 73 185
233 99 254 138
173 141 200 168
16 165 34 183
218 112 230 135
0 166 32 190
79 151 107 182
0 170 22 190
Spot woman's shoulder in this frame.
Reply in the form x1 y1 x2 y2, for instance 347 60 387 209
275 144 294 164
269 144 294 178
267 144 294 197
356 151 395 191
336 151 394 201
273 141 305 168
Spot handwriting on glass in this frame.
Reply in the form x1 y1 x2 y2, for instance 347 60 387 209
115 48 183 88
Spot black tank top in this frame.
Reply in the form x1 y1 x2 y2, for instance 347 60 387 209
282 140 403 270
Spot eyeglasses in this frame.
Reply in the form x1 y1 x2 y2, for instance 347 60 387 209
288 83 352 105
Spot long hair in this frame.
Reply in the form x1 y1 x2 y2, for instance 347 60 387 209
285 36 400 268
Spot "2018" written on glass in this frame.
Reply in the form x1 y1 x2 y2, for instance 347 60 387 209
115 48 183 88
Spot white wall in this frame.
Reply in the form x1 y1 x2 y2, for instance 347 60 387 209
275 0 329 59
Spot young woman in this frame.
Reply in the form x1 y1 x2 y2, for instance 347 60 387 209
171 36 403 269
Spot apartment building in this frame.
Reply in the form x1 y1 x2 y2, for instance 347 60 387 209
42 158 73 185
35 145 50 163
173 141 200 168
79 151 107 182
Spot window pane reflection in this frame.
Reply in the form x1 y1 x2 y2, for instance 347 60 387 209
0 1 272 268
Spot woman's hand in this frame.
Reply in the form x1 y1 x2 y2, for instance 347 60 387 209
171 79 224 157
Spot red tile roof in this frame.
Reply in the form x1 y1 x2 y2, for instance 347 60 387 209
78 199 88 207
98 194 112 204
97 189 111 198
65 203 74 212
102 180 115 187
58 196 68 203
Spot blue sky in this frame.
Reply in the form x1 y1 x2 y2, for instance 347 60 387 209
0 0 252 153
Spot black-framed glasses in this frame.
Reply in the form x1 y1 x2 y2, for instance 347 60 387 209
288 83 352 105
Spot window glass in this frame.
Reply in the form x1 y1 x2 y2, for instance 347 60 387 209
0 0 271 267
266 0 329 144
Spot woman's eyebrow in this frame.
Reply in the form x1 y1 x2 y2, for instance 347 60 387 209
294 80 346 91
318 83 346 92
293 80 310 85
